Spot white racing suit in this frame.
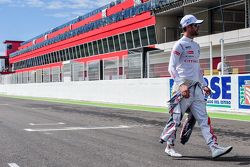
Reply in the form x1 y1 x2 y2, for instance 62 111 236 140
160 36 217 148
180 103 217 145
160 81 217 147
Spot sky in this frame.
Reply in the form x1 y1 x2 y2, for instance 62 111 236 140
0 0 114 57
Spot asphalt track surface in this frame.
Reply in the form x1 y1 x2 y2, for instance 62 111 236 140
0 97 249 167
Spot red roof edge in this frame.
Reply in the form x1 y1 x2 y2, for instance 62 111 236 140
3 40 24 44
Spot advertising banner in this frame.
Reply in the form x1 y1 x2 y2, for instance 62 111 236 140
238 75 250 109
169 76 232 108
205 76 232 108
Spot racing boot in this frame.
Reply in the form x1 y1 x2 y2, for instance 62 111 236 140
211 144 233 159
165 144 182 157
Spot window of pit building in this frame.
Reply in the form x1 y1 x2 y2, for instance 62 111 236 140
29 59 33 67
114 35 121 51
97 40 104 54
59 50 65 61
26 59 29 68
17 61 21 69
13 63 16 70
35 57 38 66
31 57 34 66
54 51 58 63
84 43 89 57
44 54 48 65
69 47 74 60
76 45 82 58
51 52 56 63
72 46 77 59
79 44 85 58
108 36 115 53
74 46 79 59
20 61 23 69
133 29 141 48
37 56 42 65
52 52 57 63
103 38 109 53
65 48 70 61
119 33 127 50
44 54 49 64
88 42 94 56
48 53 52 64
126 31 134 49
140 28 148 46
39 55 43 65
29 59 32 67
34 57 38 66
49 53 53 63
147 26 157 45
42 54 46 65
25 59 28 68
25 59 29 68
7 44 12 50
93 41 99 55
56 51 61 62
68 48 73 60
36 56 42 66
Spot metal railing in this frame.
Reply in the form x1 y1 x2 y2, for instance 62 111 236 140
147 50 170 78
103 57 119 80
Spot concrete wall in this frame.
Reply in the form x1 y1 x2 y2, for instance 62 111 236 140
0 78 170 107
1 75 250 114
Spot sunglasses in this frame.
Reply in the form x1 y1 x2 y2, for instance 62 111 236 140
190 24 200 27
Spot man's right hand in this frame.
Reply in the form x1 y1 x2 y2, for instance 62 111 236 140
179 84 190 98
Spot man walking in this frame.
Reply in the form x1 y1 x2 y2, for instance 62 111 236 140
160 15 233 158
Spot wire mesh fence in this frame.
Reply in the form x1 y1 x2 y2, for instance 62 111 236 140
103 57 119 80
36 69 42 83
62 62 71 82
29 71 36 83
51 66 61 82
87 60 100 81
147 50 170 78
42 68 51 83
124 53 143 79
72 62 84 81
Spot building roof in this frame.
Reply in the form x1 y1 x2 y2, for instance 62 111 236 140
3 40 24 44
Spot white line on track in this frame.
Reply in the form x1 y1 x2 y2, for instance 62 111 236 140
8 163 20 167
24 125 151 132
29 122 65 126
0 104 9 105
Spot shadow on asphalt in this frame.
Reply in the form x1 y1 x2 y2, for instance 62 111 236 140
174 156 250 165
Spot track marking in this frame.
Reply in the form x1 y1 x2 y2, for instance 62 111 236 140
8 163 20 167
24 125 151 132
0 104 9 105
44 132 53 135
29 122 65 126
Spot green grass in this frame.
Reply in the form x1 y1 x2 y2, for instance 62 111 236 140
1 94 250 122
207 112 250 121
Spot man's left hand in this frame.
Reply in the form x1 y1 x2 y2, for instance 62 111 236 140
203 86 211 96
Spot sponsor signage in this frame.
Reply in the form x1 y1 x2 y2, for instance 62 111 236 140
204 76 231 108
169 76 232 108
238 76 250 109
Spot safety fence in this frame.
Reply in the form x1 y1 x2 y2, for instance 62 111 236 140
0 54 140 84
